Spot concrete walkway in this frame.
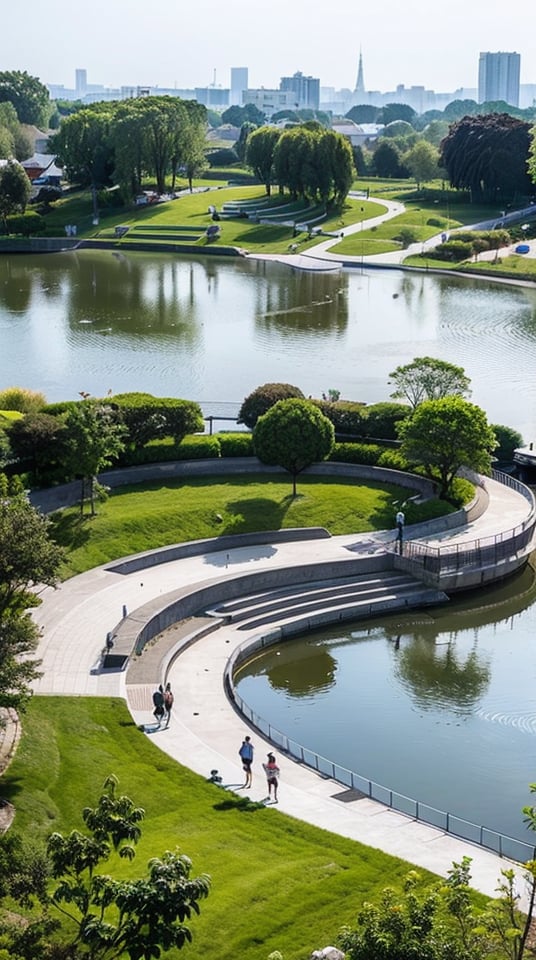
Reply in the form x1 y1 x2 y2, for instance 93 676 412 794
24 473 536 907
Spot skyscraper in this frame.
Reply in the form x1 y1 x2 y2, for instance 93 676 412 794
230 67 248 107
279 72 320 110
75 69 87 97
478 52 520 107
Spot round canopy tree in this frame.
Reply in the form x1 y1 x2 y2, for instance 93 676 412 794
397 396 496 499
238 382 304 429
253 398 334 496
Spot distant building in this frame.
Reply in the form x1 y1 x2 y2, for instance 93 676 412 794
230 67 248 106
478 52 520 106
354 51 365 97
279 71 320 110
75 69 87 97
194 87 229 108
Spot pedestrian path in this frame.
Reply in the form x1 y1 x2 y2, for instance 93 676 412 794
18 472 535 906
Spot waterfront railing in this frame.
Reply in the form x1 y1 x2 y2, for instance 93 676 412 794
226 644 536 864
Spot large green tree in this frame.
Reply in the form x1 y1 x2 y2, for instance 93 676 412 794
397 396 496 498
0 70 51 127
245 126 281 195
0 493 64 711
389 356 472 409
62 396 126 515
253 398 334 496
440 113 532 203
0 159 31 232
403 140 440 190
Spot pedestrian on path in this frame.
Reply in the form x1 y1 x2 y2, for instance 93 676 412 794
163 682 174 728
263 752 280 803
152 684 165 727
396 508 405 540
238 735 254 787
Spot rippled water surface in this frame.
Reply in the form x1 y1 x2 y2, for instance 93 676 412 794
1 251 536 435
235 568 536 843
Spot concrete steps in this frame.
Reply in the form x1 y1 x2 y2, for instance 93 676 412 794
206 572 447 632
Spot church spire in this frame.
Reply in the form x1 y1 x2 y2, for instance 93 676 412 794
354 49 365 95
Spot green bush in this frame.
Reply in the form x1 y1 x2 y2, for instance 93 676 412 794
363 402 409 440
3 211 45 236
329 442 383 465
312 399 367 437
119 435 220 466
217 432 254 457
112 393 204 446
377 448 411 470
428 240 473 262
207 148 239 167
394 226 418 248
0 387 47 413
238 383 305 428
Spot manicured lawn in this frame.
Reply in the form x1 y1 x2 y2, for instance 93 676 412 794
3 696 459 960
48 474 454 578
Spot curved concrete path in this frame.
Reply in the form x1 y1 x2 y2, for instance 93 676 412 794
29 474 536 907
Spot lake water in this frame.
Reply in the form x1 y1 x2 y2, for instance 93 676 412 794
3 249 536 840
234 566 536 844
1 250 536 438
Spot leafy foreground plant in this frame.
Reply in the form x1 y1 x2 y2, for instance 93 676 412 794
0 774 210 960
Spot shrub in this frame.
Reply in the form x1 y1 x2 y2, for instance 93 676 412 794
217 432 254 457
0 386 47 413
394 226 418 248
362 402 409 440
119 435 220 466
207 148 239 167
111 393 204 446
3 211 45 236
238 383 305 428
329 442 383 465
428 240 472 262
312 399 367 437
377 448 411 470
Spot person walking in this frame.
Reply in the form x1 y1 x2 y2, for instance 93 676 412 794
238 735 254 787
152 684 165 727
262 752 280 803
163 682 174 728
396 509 405 554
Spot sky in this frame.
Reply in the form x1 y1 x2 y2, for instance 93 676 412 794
2 0 534 95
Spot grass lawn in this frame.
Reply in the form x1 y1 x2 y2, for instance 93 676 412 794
3 696 480 960
48 474 454 578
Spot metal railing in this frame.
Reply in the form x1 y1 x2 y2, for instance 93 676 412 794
393 470 536 580
228 667 536 863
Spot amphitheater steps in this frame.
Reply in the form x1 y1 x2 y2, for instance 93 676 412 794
205 571 447 632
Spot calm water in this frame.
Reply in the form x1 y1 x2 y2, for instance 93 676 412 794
1 250 536 437
3 249 536 837
235 567 536 843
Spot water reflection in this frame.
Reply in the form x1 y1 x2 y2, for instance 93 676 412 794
394 633 491 714
234 564 536 839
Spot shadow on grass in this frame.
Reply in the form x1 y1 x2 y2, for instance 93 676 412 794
213 794 266 813
49 511 92 552
218 495 295 535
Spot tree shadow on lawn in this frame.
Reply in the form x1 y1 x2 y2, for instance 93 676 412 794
217 494 296 535
48 511 92 552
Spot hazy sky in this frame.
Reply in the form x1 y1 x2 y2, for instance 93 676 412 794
3 0 533 95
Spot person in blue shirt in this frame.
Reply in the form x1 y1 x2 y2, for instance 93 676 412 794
238 735 254 788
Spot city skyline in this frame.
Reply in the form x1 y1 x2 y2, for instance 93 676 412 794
1 0 533 98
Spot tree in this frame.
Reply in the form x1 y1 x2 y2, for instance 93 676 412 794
0 159 31 232
238 382 305 428
440 113 532 203
528 125 536 187
345 104 380 124
397 397 496 499
372 139 407 179
403 140 440 189
0 70 51 127
245 126 281 195
62 395 126 515
253 398 334 496
50 107 114 221
1 775 211 960
0 493 64 711
389 356 472 409
380 103 417 125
